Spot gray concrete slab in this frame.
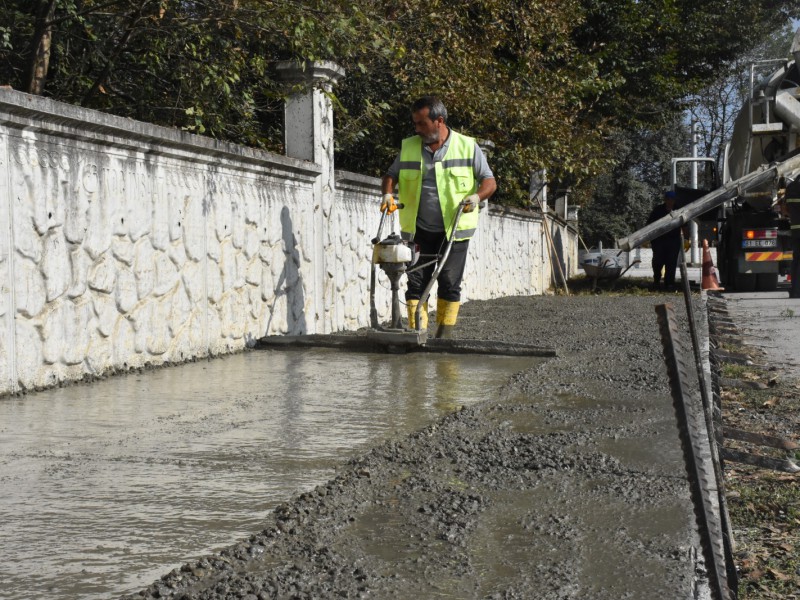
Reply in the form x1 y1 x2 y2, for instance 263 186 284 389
722 291 800 382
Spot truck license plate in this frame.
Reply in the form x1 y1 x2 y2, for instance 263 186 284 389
742 239 776 248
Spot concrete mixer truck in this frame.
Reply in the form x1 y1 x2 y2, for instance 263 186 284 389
619 28 800 292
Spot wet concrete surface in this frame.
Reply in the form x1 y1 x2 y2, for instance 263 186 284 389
121 294 705 600
0 349 533 600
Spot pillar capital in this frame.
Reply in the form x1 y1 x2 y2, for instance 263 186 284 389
274 60 345 92
477 139 495 159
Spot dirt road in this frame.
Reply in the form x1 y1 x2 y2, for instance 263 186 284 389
126 293 705 600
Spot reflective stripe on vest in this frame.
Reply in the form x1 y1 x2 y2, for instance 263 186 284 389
397 131 478 241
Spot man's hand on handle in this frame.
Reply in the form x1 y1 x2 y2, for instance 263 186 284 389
462 193 481 213
380 193 397 214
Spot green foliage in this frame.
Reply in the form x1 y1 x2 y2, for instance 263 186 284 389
333 0 611 206
572 0 796 127
687 23 797 169
0 0 378 148
579 114 690 247
0 0 798 217
574 2 799 246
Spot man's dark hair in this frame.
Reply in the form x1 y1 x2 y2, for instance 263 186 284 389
411 96 447 123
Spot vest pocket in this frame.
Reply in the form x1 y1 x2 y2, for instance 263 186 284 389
399 170 420 183
447 166 473 191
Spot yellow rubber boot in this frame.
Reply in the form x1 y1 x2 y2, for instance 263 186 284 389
406 300 428 330
435 299 460 339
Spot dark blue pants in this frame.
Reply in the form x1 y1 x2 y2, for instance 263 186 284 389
405 228 469 303
652 238 682 287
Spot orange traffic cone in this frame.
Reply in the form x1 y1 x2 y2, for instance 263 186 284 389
701 239 724 291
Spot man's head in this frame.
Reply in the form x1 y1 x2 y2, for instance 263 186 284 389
411 96 448 145
664 189 676 208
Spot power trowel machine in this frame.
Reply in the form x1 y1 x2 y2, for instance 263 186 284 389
369 208 416 337
369 202 422 347
367 199 471 349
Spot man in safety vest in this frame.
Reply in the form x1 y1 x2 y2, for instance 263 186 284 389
381 96 497 338
646 190 683 290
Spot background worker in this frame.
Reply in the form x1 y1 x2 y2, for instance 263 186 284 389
646 189 683 290
381 95 497 338
780 177 800 298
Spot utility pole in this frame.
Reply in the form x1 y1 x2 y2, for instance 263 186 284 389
690 121 700 265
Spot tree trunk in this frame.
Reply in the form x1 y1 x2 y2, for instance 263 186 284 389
25 0 58 95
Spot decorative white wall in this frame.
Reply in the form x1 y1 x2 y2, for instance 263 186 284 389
0 66 577 395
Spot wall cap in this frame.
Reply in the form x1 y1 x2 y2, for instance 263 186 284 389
0 87 322 180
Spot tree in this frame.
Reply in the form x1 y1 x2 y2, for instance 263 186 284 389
2 0 799 214
571 0 799 129
333 0 610 206
0 0 386 146
575 8 800 247
24 0 57 94
579 115 691 247
686 22 796 168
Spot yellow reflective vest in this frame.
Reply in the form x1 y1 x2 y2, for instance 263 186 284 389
397 130 478 241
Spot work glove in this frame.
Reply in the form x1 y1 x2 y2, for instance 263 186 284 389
462 193 480 213
380 193 397 214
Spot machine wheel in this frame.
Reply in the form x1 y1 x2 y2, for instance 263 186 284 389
734 272 757 292
756 273 778 292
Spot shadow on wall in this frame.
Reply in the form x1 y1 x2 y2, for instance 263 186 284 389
552 226 566 283
265 206 307 336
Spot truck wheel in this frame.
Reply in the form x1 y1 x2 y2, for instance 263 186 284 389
756 273 778 292
734 272 757 292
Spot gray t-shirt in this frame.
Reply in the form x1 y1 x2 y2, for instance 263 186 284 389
386 130 494 233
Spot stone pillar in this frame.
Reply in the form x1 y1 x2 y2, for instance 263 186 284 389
0 128 14 393
477 139 495 160
567 205 579 221
275 60 345 334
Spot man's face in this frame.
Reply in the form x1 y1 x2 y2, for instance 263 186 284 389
412 108 444 144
